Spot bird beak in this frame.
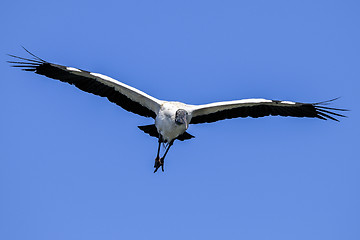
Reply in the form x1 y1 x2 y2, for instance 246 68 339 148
175 114 188 129
180 116 189 129
181 116 189 129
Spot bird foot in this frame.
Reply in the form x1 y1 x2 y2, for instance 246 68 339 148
154 157 164 173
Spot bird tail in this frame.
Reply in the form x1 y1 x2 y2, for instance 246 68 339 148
138 125 195 141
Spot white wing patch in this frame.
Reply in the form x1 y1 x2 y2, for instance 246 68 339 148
90 72 119 84
66 67 82 72
281 101 296 105
89 72 163 106
237 98 272 103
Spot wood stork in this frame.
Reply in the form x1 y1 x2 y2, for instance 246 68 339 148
8 49 347 173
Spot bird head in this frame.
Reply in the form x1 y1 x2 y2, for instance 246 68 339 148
175 109 189 129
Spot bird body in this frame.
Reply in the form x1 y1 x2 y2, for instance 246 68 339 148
155 102 191 143
8 48 347 172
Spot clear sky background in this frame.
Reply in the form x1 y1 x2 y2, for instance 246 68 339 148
0 1 359 239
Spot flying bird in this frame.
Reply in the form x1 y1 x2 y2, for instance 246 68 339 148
8 49 347 173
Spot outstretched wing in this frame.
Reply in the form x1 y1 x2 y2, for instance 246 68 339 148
8 49 163 118
190 98 347 124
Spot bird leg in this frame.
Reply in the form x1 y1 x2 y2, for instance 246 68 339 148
160 140 174 172
154 137 162 173
154 139 174 173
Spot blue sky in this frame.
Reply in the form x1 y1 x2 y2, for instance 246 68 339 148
1 1 359 239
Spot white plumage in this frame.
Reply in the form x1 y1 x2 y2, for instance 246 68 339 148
155 102 191 142
8 49 347 172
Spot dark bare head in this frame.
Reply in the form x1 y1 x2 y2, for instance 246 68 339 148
175 109 189 128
